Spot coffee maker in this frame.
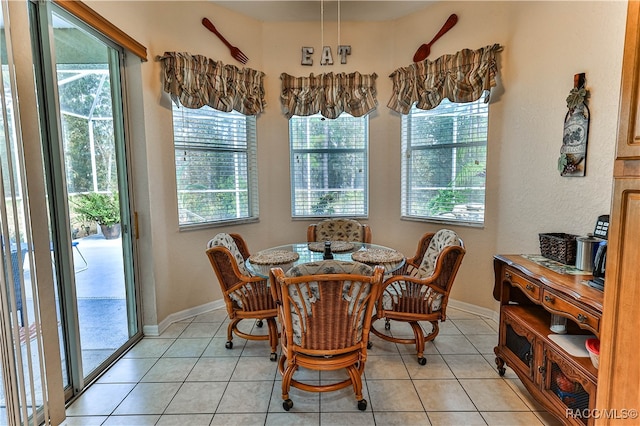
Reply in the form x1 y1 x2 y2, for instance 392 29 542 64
587 215 609 291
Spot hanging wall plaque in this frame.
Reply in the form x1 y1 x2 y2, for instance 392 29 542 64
558 73 590 177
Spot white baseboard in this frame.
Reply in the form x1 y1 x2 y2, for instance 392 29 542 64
142 299 226 337
142 298 500 337
448 298 500 323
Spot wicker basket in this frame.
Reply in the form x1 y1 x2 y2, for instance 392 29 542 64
539 233 578 265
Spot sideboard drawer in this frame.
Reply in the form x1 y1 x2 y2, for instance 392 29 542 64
541 290 600 334
505 268 541 302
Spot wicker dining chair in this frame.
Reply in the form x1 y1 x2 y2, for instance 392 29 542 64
306 218 372 243
270 260 384 411
371 229 465 365
206 233 278 361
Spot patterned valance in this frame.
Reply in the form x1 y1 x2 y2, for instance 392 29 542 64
157 51 266 116
387 44 502 114
280 72 378 119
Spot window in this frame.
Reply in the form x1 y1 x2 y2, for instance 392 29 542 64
290 113 368 218
401 97 488 225
172 104 258 227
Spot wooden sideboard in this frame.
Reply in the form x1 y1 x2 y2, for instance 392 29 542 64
493 254 604 426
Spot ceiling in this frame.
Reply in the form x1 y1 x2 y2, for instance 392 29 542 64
210 1 434 22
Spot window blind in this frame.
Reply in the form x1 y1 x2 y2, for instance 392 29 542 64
172 104 258 226
290 114 368 217
401 98 488 225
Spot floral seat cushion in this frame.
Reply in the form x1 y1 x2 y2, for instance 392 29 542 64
207 233 252 276
284 260 374 345
382 229 462 313
315 219 365 242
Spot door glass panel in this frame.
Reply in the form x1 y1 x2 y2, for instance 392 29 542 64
34 5 139 392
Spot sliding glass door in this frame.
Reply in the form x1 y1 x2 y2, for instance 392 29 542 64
31 1 140 398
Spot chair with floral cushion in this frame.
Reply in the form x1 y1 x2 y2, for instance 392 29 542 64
307 218 372 243
370 229 465 365
270 260 384 411
206 232 278 361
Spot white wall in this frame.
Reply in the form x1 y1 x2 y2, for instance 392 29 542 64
88 1 627 329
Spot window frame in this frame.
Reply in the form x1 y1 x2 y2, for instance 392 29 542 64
401 98 489 227
289 113 369 219
171 104 259 229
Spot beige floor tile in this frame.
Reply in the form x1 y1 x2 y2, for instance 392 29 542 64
164 338 211 357
61 416 108 425
319 381 369 412
433 334 479 355
216 381 274 413
534 410 565 426
96 358 157 383
231 356 278 381
203 337 245 357
402 354 455 380
373 411 432 425
320 411 375 425
451 319 496 335
265 412 319 425
270 380 320 412
240 339 277 358
427 411 487 425
460 379 530 411
397 339 439 356
65 383 135 416
157 322 190 338
102 415 160 425
504 378 547 411
480 410 545 425
165 382 227 414
140 357 198 382
186 357 238 381
211 412 268 426
112 382 181 415
364 355 410 380
483 317 499 332
367 335 401 356
192 309 228 323
123 338 174 358
482 354 519 379
180 322 218 338
413 379 476 411
437 320 462 335
465 334 499 355
367 379 423 411
443 354 500 379
446 308 483 320
156 414 213 425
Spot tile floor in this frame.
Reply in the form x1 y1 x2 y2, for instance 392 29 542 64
63 307 563 425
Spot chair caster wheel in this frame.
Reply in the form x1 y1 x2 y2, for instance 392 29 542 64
384 322 391 330
256 319 263 328
498 367 506 376
357 399 367 411
367 341 372 349
225 341 233 349
418 356 427 365
283 399 293 411
270 352 277 362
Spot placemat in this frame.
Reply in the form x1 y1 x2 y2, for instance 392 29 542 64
249 250 300 265
351 248 404 264
548 334 595 357
307 241 354 253
521 254 585 275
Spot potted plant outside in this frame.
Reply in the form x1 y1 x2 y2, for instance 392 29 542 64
71 192 121 239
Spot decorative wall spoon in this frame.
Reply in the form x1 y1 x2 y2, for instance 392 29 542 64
413 14 458 62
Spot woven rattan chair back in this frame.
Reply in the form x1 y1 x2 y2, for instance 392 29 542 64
306 218 372 243
270 260 384 411
206 233 278 361
371 229 465 365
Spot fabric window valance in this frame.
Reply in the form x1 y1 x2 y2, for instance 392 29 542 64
387 44 502 114
280 72 378 119
158 51 266 116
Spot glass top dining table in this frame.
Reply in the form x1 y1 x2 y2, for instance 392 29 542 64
245 241 406 278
